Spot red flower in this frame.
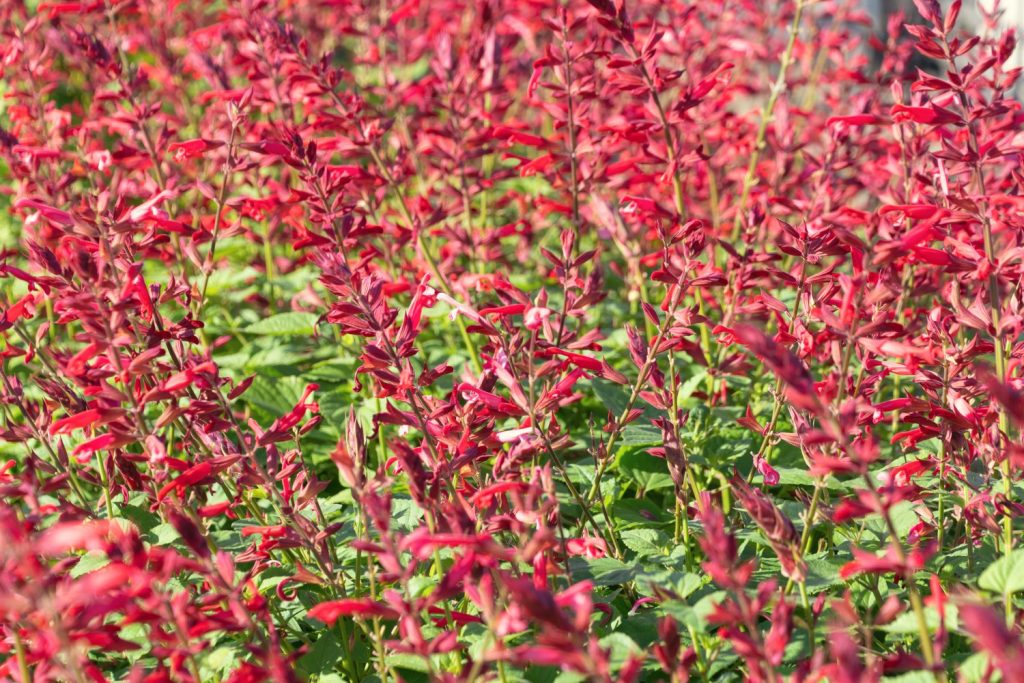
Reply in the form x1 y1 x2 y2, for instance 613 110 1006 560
307 599 400 624
167 138 223 162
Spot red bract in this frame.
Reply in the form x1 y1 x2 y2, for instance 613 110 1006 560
167 138 224 162
1 0 1022 679
307 599 400 624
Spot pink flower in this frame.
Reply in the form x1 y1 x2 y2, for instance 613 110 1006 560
566 536 607 559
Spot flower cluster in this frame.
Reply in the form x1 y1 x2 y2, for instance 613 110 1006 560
1 0 1023 680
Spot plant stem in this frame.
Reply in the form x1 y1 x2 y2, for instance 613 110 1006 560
863 472 940 679
196 123 239 318
583 282 687 507
13 627 30 683
942 38 1014 590
730 0 804 240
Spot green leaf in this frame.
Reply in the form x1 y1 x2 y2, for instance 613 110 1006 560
611 498 671 526
590 381 630 417
201 646 240 677
620 528 664 557
879 604 957 634
70 552 110 578
634 568 703 599
387 653 432 674
299 633 343 676
243 343 318 369
618 424 662 447
773 467 851 491
980 548 1024 594
569 557 638 586
882 671 936 683
308 358 359 382
676 369 707 403
204 266 259 298
245 312 319 336
751 552 844 594
116 502 161 533
959 653 998 683
551 674 588 683
802 553 846 593
244 375 308 415
149 522 180 546
661 591 722 630
617 449 673 491
888 501 920 539
391 498 425 533
598 632 642 667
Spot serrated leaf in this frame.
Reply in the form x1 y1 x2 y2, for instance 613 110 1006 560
803 554 846 592
617 449 673 491
205 266 259 298
959 652 997 683
201 646 240 676
773 467 850 491
591 381 630 417
980 548 1024 594
298 632 343 676
599 632 642 667
116 503 161 533
619 424 662 447
611 498 670 526
634 568 703 599
149 523 180 545
244 375 307 415
879 604 957 634
245 312 319 336
569 557 638 586
387 653 432 673
70 552 110 578
661 591 722 630
752 552 844 594
620 528 663 556
888 501 920 538
677 370 707 402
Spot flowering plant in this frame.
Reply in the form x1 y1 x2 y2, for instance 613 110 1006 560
2 0 1024 680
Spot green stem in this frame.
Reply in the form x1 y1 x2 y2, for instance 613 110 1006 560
784 481 821 596
196 123 239 318
95 454 115 519
13 627 30 683
583 283 687 507
263 221 276 307
863 473 940 678
731 0 805 241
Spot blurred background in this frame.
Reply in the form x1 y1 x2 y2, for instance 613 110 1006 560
868 0 1023 70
